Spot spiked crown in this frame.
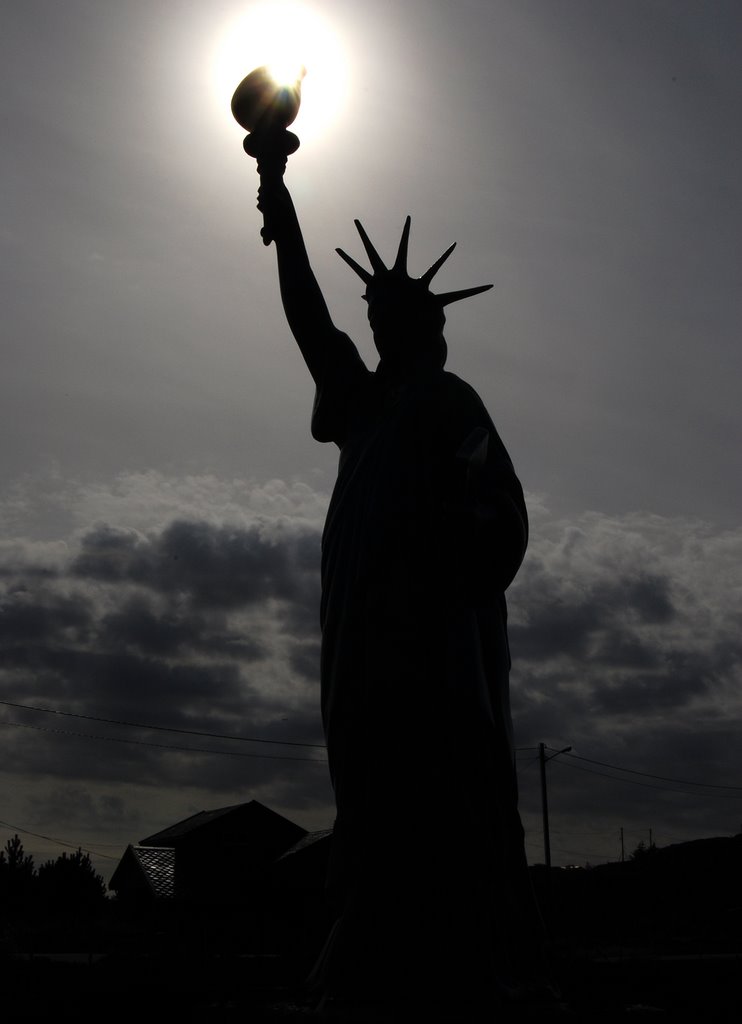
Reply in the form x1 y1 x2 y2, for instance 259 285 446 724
336 216 493 308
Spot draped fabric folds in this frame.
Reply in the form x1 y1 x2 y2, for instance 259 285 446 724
309 330 541 1006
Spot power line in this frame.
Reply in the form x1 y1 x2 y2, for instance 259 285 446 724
516 755 541 773
550 828 622 838
0 698 326 750
6 698 738 794
2 699 538 754
0 818 119 860
0 701 548 758
552 748 742 792
0 720 328 764
551 756 742 799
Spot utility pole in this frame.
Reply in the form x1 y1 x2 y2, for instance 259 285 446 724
621 827 625 863
538 743 572 869
539 743 551 869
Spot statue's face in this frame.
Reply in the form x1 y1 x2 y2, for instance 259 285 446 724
365 284 445 366
365 290 399 351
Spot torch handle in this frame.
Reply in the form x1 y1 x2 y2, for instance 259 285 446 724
256 161 288 246
243 130 300 246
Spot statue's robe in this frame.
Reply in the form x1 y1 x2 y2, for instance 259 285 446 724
310 330 539 1005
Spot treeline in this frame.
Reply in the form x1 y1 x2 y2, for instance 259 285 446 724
0 834 106 913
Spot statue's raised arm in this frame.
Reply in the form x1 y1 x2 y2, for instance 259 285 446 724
257 178 342 386
231 65 349 387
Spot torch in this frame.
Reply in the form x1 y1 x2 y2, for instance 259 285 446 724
231 66 304 245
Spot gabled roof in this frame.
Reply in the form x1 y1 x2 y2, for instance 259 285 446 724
132 845 175 898
112 801 313 903
138 800 307 860
109 844 175 899
272 828 333 889
140 804 243 845
279 828 334 860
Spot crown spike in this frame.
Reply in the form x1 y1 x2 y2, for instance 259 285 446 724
354 220 387 274
420 242 457 286
393 216 412 274
336 247 373 285
437 284 493 307
336 218 493 313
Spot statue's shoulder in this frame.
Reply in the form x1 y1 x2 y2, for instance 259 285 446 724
311 331 371 444
437 370 490 417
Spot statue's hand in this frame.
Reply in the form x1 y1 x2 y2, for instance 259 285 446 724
256 180 297 243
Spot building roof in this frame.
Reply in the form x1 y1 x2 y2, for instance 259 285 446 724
138 800 307 852
132 845 175 898
112 801 313 902
139 803 244 845
278 828 334 860
109 844 175 899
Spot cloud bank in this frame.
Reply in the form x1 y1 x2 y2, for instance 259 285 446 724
1 471 741 870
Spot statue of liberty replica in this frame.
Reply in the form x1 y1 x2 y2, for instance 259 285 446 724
232 69 549 1023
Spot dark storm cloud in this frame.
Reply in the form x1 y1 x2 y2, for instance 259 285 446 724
289 639 322 682
99 597 214 656
2 488 741 859
1 705 327 793
98 595 265 660
505 506 742 847
592 667 709 713
510 569 676 663
0 587 93 645
1 508 326 801
0 564 59 581
508 519 730 719
72 519 321 613
28 786 139 834
589 628 661 670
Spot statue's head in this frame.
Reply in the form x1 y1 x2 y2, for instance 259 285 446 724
337 217 492 371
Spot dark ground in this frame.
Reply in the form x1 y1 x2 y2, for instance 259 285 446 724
4 841 741 1019
3 949 741 1021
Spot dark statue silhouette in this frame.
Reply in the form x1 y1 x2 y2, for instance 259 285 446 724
237 89 548 1017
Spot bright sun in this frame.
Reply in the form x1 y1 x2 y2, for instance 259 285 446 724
211 2 350 140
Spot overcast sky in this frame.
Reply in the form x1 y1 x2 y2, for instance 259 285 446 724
2 0 741 879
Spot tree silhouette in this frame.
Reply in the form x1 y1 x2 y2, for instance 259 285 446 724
0 834 36 912
630 839 657 861
0 833 34 873
37 848 106 909
0 836 107 914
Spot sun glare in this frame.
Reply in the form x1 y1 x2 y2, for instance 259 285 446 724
212 2 350 140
